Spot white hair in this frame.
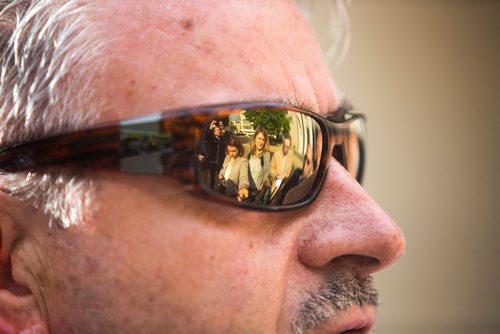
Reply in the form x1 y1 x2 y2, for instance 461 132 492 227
0 0 108 228
0 0 350 229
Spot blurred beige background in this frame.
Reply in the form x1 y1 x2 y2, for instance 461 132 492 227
312 1 500 333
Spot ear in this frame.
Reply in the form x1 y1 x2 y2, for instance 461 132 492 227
0 191 50 334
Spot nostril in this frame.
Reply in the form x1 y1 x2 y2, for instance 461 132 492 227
328 255 381 275
340 328 367 334
339 322 373 334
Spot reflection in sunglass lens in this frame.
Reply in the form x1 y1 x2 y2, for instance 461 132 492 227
196 107 323 208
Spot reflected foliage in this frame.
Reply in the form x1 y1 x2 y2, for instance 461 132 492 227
244 108 290 141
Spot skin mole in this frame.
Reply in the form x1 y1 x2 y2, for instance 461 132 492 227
180 18 194 31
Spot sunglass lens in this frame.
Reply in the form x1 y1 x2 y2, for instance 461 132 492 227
195 107 324 208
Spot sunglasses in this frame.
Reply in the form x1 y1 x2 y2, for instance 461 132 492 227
0 102 365 210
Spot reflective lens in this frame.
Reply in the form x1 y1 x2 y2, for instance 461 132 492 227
116 105 364 209
196 107 327 207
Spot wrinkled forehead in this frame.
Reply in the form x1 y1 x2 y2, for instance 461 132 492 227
94 0 337 122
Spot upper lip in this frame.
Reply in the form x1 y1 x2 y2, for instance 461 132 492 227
309 305 376 334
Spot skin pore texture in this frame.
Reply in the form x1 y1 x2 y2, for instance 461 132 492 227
0 1 405 333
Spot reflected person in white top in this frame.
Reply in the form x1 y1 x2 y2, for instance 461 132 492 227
218 136 249 201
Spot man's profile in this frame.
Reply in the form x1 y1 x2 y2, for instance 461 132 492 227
0 1 405 333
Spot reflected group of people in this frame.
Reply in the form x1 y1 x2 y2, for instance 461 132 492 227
198 119 322 206
214 126 272 203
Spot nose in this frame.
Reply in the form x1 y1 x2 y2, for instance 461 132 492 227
296 159 406 277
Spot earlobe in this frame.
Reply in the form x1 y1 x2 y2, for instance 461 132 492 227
0 193 50 334
0 290 49 334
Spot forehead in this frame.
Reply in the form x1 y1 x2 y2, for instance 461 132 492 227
95 0 337 122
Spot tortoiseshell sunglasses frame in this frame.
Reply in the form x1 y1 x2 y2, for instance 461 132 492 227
0 102 365 211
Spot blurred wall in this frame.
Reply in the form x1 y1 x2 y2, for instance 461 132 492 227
314 1 499 333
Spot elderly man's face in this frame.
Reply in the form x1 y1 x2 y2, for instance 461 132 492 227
4 1 405 333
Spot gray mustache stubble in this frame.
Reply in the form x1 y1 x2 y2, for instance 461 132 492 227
292 271 378 334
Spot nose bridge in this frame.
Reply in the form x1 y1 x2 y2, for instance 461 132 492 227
297 159 406 276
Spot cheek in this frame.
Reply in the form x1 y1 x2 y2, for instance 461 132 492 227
60 176 294 331
43 216 283 332
108 220 287 331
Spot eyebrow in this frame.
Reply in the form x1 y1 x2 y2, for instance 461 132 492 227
329 98 354 118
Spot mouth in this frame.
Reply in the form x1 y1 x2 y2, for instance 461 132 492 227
309 305 375 334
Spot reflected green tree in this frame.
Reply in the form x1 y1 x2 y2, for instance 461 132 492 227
244 109 290 140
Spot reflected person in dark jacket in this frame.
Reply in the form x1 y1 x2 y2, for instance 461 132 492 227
200 122 226 189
